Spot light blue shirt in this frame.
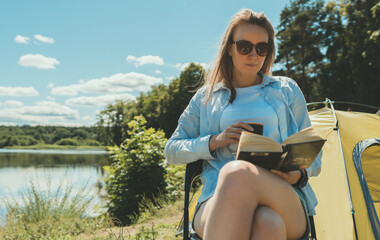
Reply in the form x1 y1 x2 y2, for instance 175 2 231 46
164 74 322 215
220 84 281 155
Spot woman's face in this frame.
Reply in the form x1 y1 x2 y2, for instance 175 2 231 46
228 24 269 82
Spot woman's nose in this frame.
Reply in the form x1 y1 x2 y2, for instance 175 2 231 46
248 49 258 58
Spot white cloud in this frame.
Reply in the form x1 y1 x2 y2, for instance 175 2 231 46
0 122 17 126
82 115 93 121
165 76 176 81
174 62 209 71
66 93 135 107
155 70 162 74
51 86 78 96
20 101 79 119
4 100 24 107
0 101 79 125
48 82 55 88
34 34 55 44
15 35 30 44
47 96 55 100
0 86 39 96
18 54 59 69
51 72 163 96
126 55 164 67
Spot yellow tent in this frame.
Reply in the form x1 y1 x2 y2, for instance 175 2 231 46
309 101 380 239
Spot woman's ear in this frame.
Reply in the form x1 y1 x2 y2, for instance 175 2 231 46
228 44 232 56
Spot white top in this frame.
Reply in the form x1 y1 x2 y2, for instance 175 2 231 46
220 84 281 154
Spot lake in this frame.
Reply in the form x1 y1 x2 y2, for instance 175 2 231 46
0 149 110 224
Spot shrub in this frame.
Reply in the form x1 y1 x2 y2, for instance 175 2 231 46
164 164 186 200
105 115 167 225
55 138 80 146
84 139 101 146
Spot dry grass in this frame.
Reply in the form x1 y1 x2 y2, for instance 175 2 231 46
76 197 184 240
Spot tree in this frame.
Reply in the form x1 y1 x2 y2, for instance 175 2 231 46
161 63 205 137
275 0 326 101
96 101 133 146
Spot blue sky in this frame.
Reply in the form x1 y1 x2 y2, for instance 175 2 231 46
0 0 290 126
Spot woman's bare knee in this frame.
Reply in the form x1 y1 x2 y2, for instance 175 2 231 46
251 206 286 240
216 161 261 204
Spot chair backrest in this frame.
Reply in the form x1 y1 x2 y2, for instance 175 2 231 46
183 160 204 240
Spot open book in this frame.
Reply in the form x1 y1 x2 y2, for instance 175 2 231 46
236 127 326 172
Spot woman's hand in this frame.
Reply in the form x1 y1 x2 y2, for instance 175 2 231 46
209 122 254 152
270 169 302 185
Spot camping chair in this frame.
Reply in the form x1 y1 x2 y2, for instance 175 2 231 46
182 160 317 240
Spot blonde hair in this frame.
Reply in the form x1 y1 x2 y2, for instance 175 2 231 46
204 9 276 104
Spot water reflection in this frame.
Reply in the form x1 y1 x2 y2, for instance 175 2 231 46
0 149 110 223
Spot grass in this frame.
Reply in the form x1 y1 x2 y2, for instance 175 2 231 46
4 144 106 150
0 178 184 240
79 196 184 240
0 178 111 240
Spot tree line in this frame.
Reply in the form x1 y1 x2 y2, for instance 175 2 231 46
0 126 101 148
274 0 379 104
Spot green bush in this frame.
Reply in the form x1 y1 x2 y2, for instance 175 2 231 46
84 139 101 146
55 138 80 146
164 164 186 200
105 115 167 225
0 135 39 147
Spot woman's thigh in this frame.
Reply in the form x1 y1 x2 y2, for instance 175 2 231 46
193 162 307 239
193 197 213 239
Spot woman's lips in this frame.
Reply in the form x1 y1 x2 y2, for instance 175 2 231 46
245 64 257 67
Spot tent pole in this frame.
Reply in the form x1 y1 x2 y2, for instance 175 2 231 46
327 98 359 240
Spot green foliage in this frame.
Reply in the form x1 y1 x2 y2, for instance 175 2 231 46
0 126 100 148
104 116 167 225
275 0 326 101
275 0 380 106
164 164 186 201
0 135 38 147
55 138 80 146
0 179 110 239
132 225 158 240
84 139 102 146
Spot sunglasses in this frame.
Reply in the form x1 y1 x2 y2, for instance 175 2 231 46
231 40 270 57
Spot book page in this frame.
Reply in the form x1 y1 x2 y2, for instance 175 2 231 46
282 126 323 145
238 132 283 153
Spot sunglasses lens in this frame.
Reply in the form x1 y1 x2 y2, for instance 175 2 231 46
256 42 269 56
236 41 253 55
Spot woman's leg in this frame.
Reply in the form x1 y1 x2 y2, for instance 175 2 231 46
250 206 286 240
193 160 306 240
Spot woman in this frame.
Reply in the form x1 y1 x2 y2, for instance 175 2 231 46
165 9 321 240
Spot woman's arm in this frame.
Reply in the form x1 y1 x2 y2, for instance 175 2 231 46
164 89 215 165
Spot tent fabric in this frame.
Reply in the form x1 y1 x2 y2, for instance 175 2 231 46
309 107 380 240
353 139 380 238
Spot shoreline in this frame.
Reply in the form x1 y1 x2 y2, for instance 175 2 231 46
2 144 107 150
